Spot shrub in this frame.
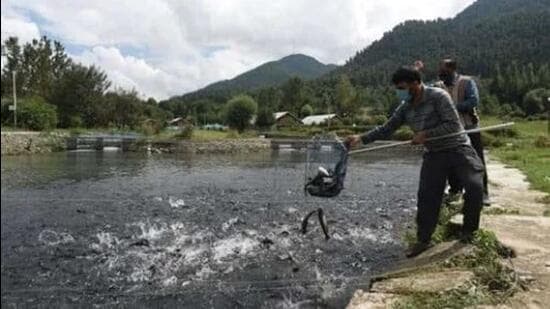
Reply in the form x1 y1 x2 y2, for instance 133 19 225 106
523 88 550 116
534 135 550 148
300 104 313 118
226 130 240 139
392 127 414 140
481 132 504 148
225 95 257 133
342 117 353 126
372 114 388 125
67 115 83 128
175 123 194 139
140 119 163 136
18 96 58 130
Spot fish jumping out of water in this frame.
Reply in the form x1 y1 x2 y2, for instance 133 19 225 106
301 208 330 240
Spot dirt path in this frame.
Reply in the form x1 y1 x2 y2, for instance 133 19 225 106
481 158 550 309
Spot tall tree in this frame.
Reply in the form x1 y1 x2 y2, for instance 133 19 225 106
281 77 304 114
50 64 111 127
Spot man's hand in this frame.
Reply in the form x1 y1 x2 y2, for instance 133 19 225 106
346 135 362 147
411 131 427 145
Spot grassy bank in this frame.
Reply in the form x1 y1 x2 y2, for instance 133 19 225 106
398 201 520 308
482 117 549 194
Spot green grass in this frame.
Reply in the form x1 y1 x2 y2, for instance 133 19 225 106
397 228 519 308
149 129 258 142
482 117 549 194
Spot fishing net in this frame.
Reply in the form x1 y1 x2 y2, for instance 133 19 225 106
304 134 350 198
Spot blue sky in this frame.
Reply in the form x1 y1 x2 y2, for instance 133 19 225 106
1 0 475 100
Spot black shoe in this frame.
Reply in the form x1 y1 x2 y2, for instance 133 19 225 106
460 233 474 244
405 242 432 258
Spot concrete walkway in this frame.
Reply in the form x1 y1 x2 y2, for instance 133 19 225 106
347 157 550 308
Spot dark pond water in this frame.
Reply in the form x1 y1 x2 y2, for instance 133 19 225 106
1 150 421 308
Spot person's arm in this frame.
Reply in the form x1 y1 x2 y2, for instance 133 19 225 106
424 91 462 138
456 79 479 112
361 103 405 144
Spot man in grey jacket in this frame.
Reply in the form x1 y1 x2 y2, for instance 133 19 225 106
347 66 484 258
438 59 490 206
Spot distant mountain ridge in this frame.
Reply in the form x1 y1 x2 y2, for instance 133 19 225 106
183 54 337 98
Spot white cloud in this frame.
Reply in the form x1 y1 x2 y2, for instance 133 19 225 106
1 7 40 44
1 0 475 99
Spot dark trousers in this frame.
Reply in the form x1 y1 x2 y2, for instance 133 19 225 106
449 132 488 195
417 145 484 243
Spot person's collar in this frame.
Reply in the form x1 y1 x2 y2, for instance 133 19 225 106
412 84 425 106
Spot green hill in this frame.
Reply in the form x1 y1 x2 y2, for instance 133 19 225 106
335 0 550 86
185 54 336 98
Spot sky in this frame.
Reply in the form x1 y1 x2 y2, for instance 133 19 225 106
1 0 475 100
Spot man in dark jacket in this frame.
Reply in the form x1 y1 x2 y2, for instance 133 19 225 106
347 66 484 258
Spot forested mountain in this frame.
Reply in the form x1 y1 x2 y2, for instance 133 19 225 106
160 0 549 124
336 0 550 86
183 54 336 99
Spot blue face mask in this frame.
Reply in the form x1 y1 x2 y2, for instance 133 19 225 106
396 89 412 103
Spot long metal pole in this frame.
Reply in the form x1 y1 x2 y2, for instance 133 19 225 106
12 71 17 128
349 122 515 155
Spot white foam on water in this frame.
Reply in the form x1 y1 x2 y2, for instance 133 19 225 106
195 264 215 280
133 221 167 241
162 276 178 287
168 196 185 208
212 235 257 263
153 196 163 202
91 220 215 286
91 232 120 251
129 265 150 282
287 207 298 214
348 227 397 244
221 217 241 232
38 230 75 246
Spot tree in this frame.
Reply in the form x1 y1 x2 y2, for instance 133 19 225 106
104 89 145 128
225 95 257 132
335 74 359 118
1 37 23 97
281 77 304 114
300 104 314 118
255 107 275 129
50 63 111 127
257 87 282 111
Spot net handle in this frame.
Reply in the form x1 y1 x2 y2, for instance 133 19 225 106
349 122 515 155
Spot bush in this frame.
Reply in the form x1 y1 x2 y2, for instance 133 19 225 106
481 132 504 148
300 104 313 118
140 119 163 136
225 95 257 133
523 88 550 116
392 127 414 140
175 125 193 139
534 135 550 148
372 114 388 125
491 126 519 138
342 117 353 126
18 96 58 130
67 115 83 128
